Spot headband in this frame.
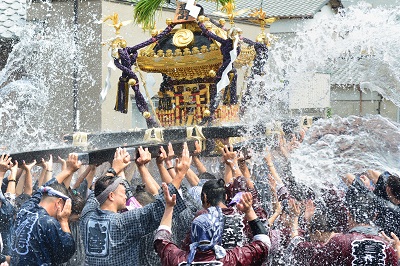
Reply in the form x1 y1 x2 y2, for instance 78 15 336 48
96 177 124 205
40 186 70 200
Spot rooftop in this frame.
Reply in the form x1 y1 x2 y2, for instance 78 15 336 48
0 0 26 39
110 0 334 21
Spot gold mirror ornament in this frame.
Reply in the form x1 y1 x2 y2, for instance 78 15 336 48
173 29 195 48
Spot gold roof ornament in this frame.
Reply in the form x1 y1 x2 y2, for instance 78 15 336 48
247 8 279 47
213 1 249 26
103 13 133 35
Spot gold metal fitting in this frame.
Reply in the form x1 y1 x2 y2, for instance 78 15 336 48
128 79 137 86
143 111 151 119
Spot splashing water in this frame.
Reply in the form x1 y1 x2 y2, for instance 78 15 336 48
0 9 96 153
240 2 400 191
291 115 400 191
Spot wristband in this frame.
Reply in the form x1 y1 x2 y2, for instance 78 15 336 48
166 166 174 170
8 179 16 182
248 217 268 235
107 167 117 176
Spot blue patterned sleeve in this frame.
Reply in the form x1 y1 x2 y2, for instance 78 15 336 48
120 183 187 238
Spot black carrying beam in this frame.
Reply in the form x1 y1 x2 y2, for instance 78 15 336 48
9 140 196 166
10 125 246 166
63 125 245 149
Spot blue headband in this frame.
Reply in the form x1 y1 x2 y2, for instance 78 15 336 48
40 186 70 200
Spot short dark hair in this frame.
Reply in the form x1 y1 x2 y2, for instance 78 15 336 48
133 184 155 206
345 189 377 224
42 182 69 200
198 172 216 180
387 174 400 201
69 189 85 215
201 179 226 206
94 175 119 197
309 208 332 233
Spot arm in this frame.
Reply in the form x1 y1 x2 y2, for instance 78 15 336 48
122 183 186 238
227 192 270 265
45 210 76 263
171 142 192 190
264 146 284 184
156 146 173 184
43 155 54 183
84 165 96 191
72 165 92 190
288 199 301 238
343 173 393 211
159 183 176 228
237 152 254 189
21 160 36 196
0 154 12 180
185 169 200 187
56 153 81 184
15 171 25 196
192 141 207 174
192 156 206 174
221 144 243 183
165 142 176 179
136 146 160 195
6 161 18 195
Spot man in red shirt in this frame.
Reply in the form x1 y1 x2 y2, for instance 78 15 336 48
308 177 398 265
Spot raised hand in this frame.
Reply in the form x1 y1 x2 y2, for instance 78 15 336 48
175 142 192 176
0 154 12 173
156 146 168 165
342 173 355 187
304 199 316 222
38 155 53 171
135 146 151 167
162 182 176 208
21 160 37 172
193 141 202 156
236 192 253 214
220 144 237 164
288 198 301 217
58 156 66 171
167 142 176 161
110 148 131 173
65 153 82 173
381 231 400 258
57 198 72 222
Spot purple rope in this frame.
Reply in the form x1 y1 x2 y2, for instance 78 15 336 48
113 25 175 127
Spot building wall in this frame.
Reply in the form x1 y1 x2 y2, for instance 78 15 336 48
331 85 399 121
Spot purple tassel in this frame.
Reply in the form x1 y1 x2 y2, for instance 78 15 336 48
114 77 129 113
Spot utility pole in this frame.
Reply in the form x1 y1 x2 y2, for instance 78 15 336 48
72 0 79 132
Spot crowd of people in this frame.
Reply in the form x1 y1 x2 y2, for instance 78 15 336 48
0 126 399 265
